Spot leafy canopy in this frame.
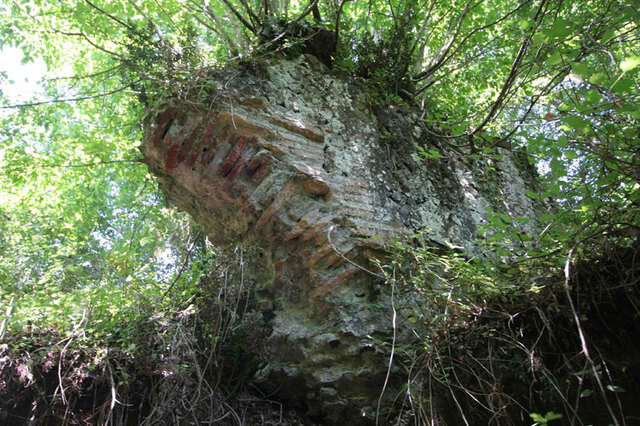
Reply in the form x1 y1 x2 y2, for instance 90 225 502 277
0 0 638 338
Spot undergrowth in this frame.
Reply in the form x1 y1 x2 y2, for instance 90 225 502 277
377 234 640 425
0 247 295 425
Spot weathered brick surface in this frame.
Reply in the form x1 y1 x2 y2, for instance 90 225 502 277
141 55 540 424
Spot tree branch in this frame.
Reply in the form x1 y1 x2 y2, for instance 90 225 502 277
238 0 262 29
187 0 241 55
1 85 136 109
1 159 144 173
220 0 256 33
127 0 165 42
413 0 531 82
334 0 354 46
286 0 320 26
83 0 134 31
469 0 550 136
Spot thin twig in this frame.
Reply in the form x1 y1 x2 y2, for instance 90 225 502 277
376 271 398 425
161 233 201 300
564 244 621 426
327 226 386 279
1 85 136 109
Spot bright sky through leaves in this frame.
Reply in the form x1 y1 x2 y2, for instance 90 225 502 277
0 46 45 104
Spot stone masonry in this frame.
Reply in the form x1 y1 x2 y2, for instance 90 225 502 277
141 54 539 423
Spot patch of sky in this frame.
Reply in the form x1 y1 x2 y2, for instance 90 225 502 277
0 46 46 105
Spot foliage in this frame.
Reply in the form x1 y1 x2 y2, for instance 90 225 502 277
378 241 640 425
0 248 284 424
530 411 564 425
0 0 639 423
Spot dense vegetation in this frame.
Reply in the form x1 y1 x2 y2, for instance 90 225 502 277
1 0 638 424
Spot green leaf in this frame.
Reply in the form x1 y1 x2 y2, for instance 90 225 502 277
562 116 589 132
580 389 593 398
417 145 444 159
545 52 563 66
545 411 564 421
620 56 640 72
570 62 590 77
605 160 619 170
550 19 572 38
603 28 618 43
529 413 544 423
565 150 578 160
584 90 602 104
532 32 548 45
557 136 568 148
589 72 607 85
612 78 634 93
519 19 535 30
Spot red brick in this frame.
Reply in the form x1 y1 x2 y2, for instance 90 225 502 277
302 177 330 195
255 180 297 230
220 136 248 177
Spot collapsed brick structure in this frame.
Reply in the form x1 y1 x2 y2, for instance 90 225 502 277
141 55 539 423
